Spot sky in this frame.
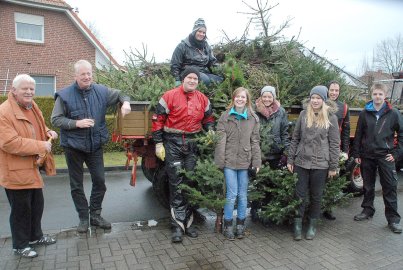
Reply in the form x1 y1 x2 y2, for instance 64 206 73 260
66 0 403 76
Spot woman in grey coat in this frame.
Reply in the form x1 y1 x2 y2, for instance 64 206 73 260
287 86 340 240
215 87 261 240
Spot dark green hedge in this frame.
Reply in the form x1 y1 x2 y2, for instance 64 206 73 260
0 95 124 154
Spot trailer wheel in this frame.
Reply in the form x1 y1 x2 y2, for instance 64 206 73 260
153 165 170 209
347 162 364 196
141 158 156 182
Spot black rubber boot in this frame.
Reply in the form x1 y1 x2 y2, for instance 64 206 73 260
293 218 302 241
305 218 317 240
250 201 260 222
90 210 111 229
236 218 246 239
171 227 183 243
186 224 198 238
77 219 89 233
323 210 336 220
223 219 235 240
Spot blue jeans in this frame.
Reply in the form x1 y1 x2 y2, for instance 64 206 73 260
223 168 249 220
199 72 223 87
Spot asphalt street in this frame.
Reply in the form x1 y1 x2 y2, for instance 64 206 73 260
0 169 169 238
1 168 402 238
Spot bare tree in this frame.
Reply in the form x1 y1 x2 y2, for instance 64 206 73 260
86 21 102 41
239 0 293 40
374 33 403 73
356 54 373 77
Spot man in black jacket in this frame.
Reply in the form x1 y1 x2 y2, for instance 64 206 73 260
352 83 402 233
170 18 223 87
51 60 131 233
323 80 351 220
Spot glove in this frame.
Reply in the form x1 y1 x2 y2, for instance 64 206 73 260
279 154 288 168
340 152 349 162
155 143 165 161
175 81 181 87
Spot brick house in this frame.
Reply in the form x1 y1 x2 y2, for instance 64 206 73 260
0 0 120 96
359 70 393 86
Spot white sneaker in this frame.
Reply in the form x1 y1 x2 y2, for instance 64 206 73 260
13 247 38 258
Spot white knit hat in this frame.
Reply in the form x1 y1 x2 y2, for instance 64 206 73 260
260 86 276 99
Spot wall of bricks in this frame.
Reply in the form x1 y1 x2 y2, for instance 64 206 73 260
0 2 96 93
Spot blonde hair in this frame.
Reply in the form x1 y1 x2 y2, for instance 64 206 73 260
305 100 332 129
226 87 253 112
370 83 388 95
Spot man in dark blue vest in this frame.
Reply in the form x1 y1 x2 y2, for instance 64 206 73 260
51 60 131 233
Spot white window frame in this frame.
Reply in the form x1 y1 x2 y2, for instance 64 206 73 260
31 75 55 96
15 12 44 43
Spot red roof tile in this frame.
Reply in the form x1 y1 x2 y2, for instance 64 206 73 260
22 0 71 9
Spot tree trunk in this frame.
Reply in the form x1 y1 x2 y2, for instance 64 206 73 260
215 209 223 233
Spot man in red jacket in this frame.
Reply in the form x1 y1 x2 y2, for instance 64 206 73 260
152 67 214 243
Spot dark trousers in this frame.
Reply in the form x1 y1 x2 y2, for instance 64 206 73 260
360 157 401 223
164 135 197 228
5 188 44 249
294 166 328 219
64 147 106 220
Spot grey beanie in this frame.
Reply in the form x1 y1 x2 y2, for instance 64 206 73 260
260 86 276 99
310 85 328 101
192 18 206 32
180 66 200 81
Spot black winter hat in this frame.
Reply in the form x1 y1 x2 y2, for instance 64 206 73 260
180 67 200 81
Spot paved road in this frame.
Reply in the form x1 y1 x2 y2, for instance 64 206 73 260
1 170 403 269
0 169 169 238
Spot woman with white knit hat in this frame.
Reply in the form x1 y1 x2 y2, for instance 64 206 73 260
251 85 290 221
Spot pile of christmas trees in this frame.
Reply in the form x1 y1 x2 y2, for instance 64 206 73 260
96 38 356 230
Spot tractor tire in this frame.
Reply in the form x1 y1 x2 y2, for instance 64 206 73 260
153 164 170 209
141 157 156 182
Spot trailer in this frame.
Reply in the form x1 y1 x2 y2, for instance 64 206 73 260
112 101 169 208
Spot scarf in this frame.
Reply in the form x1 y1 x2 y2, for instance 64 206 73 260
229 107 248 120
9 92 56 176
255 97 280 119
188 33 206 50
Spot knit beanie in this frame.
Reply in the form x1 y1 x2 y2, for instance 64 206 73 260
192 18 206 32
260 86 276 99
310 85 328 101
180 67 200 81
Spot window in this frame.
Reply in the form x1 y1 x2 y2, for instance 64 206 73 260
31 76 55 96
15 13 44 43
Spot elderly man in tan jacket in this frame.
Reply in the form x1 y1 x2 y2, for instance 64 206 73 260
0 74 58 258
